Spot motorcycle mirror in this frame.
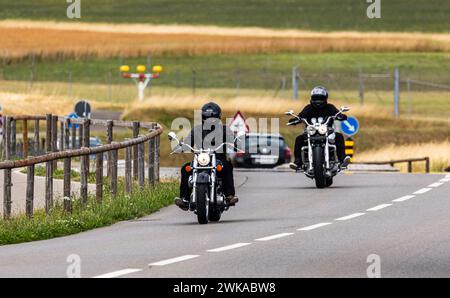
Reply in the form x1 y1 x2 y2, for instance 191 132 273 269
168 132 178 141
284 110 294 115
341 106 350 112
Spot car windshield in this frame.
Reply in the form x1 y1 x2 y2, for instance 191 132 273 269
246 136 284 149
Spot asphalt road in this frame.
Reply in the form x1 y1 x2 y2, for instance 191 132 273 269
0 170 449 278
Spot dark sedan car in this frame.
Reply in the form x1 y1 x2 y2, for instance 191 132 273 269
231 133 291 168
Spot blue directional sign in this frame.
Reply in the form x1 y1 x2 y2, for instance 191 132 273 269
67 112 80 129
340 116 359 136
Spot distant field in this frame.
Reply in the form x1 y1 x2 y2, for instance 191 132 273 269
2 53 449 91
0 0 449 32
0 21 448 60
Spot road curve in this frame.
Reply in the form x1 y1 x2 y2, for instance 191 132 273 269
0 171 449 278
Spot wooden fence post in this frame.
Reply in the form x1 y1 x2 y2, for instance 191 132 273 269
154 132 160 183
138 141 145 188
63 157 71 212
106 120 113 179
3 117 12 219
45 114 53 213
71 122 76 149
425 157 430 173
11 118 16 157
132 121 140 180
60 120 65 151
125 146 132 195
148 125 156 186
26 164 34 218
407 161 412 173
96 152 103 203
52 115 58 169
110 148 118 199
23 119 28 158
64 118 70 150
34 119 40 155
80 119 90 204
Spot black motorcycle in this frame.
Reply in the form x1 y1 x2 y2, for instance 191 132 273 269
285 107 350 188
168 131 243 224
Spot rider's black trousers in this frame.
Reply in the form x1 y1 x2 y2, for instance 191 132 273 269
294 132 346 164
180 160 235 199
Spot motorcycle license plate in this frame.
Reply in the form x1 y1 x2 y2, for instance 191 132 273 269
252 155 278 164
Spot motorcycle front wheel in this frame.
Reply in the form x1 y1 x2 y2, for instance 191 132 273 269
196 184 209 224
313 146 327 189
326 177 333 187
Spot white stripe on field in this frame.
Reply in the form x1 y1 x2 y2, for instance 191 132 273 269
429 182 443 188
149 255 200 266
392 195 415 202
297 222 332 231
207 243 251 252
367 204 392 211
255 233 294 241
93 268 142 278
335 213 365 221
413 188 432 194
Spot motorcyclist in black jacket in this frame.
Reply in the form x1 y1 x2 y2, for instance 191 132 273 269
289 86 351 170
174 102 239 211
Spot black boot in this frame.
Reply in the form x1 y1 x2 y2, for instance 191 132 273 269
174 197 189 211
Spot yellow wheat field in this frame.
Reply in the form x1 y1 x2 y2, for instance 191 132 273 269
0 20 449 59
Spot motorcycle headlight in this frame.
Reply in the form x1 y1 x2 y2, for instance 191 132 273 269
318 124 328 135
307 126 317 136
197 153 211 166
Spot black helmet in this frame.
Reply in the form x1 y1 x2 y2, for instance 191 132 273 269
310 86 328 109
201 102 222 121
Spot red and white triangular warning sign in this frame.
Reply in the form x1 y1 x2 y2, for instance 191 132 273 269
229 111 250 134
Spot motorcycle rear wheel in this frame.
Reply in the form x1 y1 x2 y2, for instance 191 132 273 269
326 177 333 187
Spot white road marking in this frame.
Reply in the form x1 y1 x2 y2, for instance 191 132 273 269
413 188 432 194
392 195 415 202
255 233 294 241
367 204 392 211
446 174 450 178
335 213 365 221
439 178 450 182
207 243 251 252
297 222 332 231
149 255 200 266
429 182 443 187
93 268 142 278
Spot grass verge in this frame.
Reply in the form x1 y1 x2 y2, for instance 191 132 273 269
0 181 178 245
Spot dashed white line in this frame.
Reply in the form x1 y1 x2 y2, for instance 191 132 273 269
93 268 142 278
149 255 200 266
413 188 432 194
255 233 294 241
207 243 251 252
439 178 450 182
367 204 392 211
297 222 332 231
429 182 443 188
335 213 365 221
392 195 415 202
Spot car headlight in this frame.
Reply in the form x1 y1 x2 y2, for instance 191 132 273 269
197 153 211 166
318 124 328 135
307 126 317 136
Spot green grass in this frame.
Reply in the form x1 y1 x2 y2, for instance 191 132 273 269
2 52 449 91
0 0 449 32
0 181 178 245
20 165 97 183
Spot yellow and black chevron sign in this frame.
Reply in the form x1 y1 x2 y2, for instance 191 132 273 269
345 138 355 162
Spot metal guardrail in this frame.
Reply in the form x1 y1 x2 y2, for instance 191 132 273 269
354 157 430 173
1 114 163 220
